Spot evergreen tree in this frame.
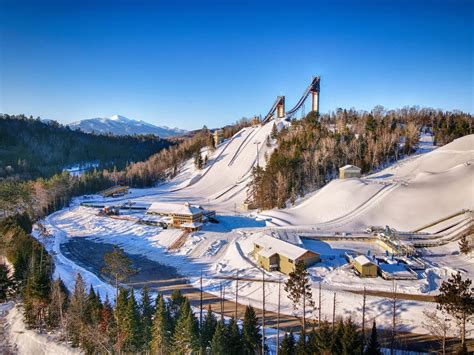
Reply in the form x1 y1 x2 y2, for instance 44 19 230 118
169 288 186 321
114 287 130 352
0 263 14 302
85 285 102 326
140 286 154 351
279 331 296 355
102 245 136 300
435 272 473 346
365 321 381 355
68 273 87 347
211 320 228 354
242 305 261 354
458 235 471 255
331 318 344 354
306 327 318 354
173 298 199 353
226 316 242 355
295 331 307 354
121 291 141 352
271 122 278 139
342 317 362 355
200 304 217 352
284 261 314 329
314 320 332 353
152 294 172 354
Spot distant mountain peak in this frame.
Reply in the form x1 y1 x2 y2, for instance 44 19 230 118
69 114 187 138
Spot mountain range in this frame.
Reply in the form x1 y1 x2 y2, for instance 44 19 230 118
69 114 187 137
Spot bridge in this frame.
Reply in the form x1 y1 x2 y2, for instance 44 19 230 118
262 76 320 124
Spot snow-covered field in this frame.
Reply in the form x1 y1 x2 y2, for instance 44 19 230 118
33 132 473 340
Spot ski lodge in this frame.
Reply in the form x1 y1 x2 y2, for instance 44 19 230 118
339 165 361 179
253 234 320 275
146 202 215 231
353 255 378 277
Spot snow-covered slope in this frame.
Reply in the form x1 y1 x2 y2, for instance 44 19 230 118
260 134 474 231
69 114 187 137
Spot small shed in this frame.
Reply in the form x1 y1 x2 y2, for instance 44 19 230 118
353 255 378 277
339 165 361 179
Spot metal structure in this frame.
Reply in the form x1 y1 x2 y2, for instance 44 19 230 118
261 76 320 124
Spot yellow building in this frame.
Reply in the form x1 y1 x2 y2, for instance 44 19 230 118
253 233 320 275
339 165 361 179
353 255 378 277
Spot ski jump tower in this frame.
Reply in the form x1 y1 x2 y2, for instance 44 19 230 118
262 76 321 124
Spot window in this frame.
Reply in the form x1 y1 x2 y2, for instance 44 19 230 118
288 259 293 264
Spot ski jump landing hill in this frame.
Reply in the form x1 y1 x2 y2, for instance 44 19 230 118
259 134 474 232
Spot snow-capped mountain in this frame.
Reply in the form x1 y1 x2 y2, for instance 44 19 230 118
69 114 187 137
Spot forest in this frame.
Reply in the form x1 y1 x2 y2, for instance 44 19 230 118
248 106 472 210
0 114 173 179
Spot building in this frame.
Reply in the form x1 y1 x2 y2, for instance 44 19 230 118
353 255 378 277
147 202 208 230
339 165 361 179
99 185 129 198
213 129 224 146
253 233 320 275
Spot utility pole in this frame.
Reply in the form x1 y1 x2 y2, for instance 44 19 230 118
332 292 336 334
235 271 239 319
362 287 367 351
262 271 266 355
200 270 203 327
318 282 322 326
220 282 224 321
276 276 281 355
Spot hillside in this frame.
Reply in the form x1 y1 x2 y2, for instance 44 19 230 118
0 114 173 179
259 134 474 231
69 114 187 137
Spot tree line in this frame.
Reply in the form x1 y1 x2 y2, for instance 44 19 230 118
0 114 173 179
248 106 472 209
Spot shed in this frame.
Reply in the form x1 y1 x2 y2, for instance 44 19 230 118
339 165 361 179
353 255 378 277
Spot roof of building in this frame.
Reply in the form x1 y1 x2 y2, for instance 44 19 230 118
354 255 376 266
340 164 361 171
147 202 202 216
254 233 318 260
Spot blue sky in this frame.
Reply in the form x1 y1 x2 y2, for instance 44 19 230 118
0 0 472 129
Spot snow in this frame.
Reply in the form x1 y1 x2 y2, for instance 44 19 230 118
30 127 473 340
2 302 80 355
253 232 315 260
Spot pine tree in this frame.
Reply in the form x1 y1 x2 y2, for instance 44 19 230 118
0 263 14 302
279 331 296 355
226 316 242 355
211 320 228 354
151 294 172 354
68 273 87 347
314 320 332 353
122 290 142 352
284 261 314 329
271 122 278 139
169 288 186 320
242 305 261 354
295 331 307 354
173 298 199 353
331 318 344 354
85 285 102 326
365 321 381 355
200 304 217 352
342 317 362 355
435 272 473 346
458 235 471 255
140 286 154 351
102 245 137 300
114 287 129 351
